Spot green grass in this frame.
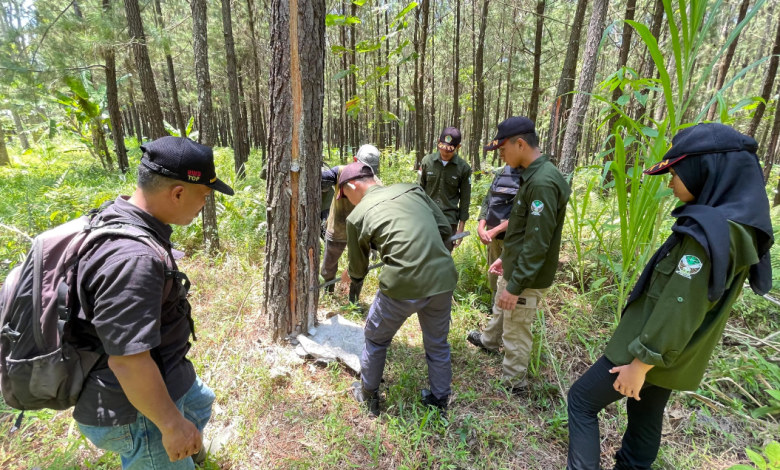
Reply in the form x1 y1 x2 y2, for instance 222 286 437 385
1 138 779 469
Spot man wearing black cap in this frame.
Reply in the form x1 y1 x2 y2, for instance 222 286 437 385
467 117 570 394
320 145 382 303
336 162 458 416
74 136 233 468
419 127 472 250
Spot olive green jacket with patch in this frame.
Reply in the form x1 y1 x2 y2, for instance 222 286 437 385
500 155 571 296
418 152 472 225
346 183 457 300
605 221 758 391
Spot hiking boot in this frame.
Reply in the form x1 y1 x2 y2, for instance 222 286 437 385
351 381 380 417
324 281 335 294
421 389 449 415
348 281 363 304
467 330 497 354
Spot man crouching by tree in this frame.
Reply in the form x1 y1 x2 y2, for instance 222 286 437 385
73 137 234 469
336 162 458 417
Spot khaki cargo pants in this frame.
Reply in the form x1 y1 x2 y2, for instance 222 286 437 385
480 277 547 388
486 237 504 295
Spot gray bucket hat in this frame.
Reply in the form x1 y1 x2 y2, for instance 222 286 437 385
355 144 381 174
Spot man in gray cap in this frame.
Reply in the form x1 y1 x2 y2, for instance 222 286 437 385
320 145 381 303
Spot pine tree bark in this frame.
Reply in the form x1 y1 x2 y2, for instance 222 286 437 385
469 0 489 176
749 7 780 137
707 0 750 121
528 1 545 122
0 125 10 166
11 109 28 150
192 0 220 254
558 0 608 176
246 0 264 150
153 0 187 138
413 0 430 167
546 0 588 155
124 0 167 139
452 0 461 126
103 49 129 172
221 0 250 177
264 0 324 340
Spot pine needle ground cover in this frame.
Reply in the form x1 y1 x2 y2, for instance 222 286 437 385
1 143 779 469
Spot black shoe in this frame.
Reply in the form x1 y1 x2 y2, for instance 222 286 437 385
510 385 529 396
324 281 335 294
348 280 364 304
351 381 380 417
467 330 497 354
421 388 449 413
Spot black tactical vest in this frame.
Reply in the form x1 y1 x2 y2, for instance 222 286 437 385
486 166 522 238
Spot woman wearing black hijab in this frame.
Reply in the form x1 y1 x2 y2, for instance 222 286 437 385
566 123 774 470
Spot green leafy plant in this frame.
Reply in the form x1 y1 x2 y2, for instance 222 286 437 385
728 441 780 469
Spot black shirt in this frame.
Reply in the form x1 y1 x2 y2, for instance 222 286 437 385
72 196 196 426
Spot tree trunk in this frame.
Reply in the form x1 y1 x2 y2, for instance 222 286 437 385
124 0 167 139
153 0 186 138
469 0 489 176
545 0 587 155
192 0 220 254
634 0 664 123
11 109 29 150
707 0 750 121
0 125 9 166
749 8 780 137
264 0 324 340
764 85 780 184
558 0 608 176
413 0 430 167
528 1 545 123
603 0 637 177
452 0 461 126
221 0 250 177
103 48 129 172
247 0 263 150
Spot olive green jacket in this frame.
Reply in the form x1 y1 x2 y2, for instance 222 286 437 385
605 222 758 391
501 155 571 295
419 152 472 225
346 183 457 300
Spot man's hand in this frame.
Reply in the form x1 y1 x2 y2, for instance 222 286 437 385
488 258 503 276
108 352 204 463
161 416 202 462
478 226 492 245
496 288 519 310
610 358 654 400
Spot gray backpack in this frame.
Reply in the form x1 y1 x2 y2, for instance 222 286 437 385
0 205 173 417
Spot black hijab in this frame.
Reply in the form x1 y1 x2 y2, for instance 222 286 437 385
627 123 774 308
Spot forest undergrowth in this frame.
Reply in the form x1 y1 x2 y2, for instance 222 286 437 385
1 139 779 469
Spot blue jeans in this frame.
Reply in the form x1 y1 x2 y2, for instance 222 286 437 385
78 377 216 470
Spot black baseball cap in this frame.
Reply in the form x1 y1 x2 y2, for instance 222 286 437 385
336 162 375 200
484 116 536 151
140 137 234 195
437 127 462 152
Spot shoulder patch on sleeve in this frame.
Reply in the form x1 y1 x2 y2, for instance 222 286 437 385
530 200 544 215
676 255 703 279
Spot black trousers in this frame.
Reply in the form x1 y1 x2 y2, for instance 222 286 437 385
567 356 672 470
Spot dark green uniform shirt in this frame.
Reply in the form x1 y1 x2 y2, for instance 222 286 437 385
346 183 458 300
501 155 571 296
605 222 758 391
419 152 472 225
